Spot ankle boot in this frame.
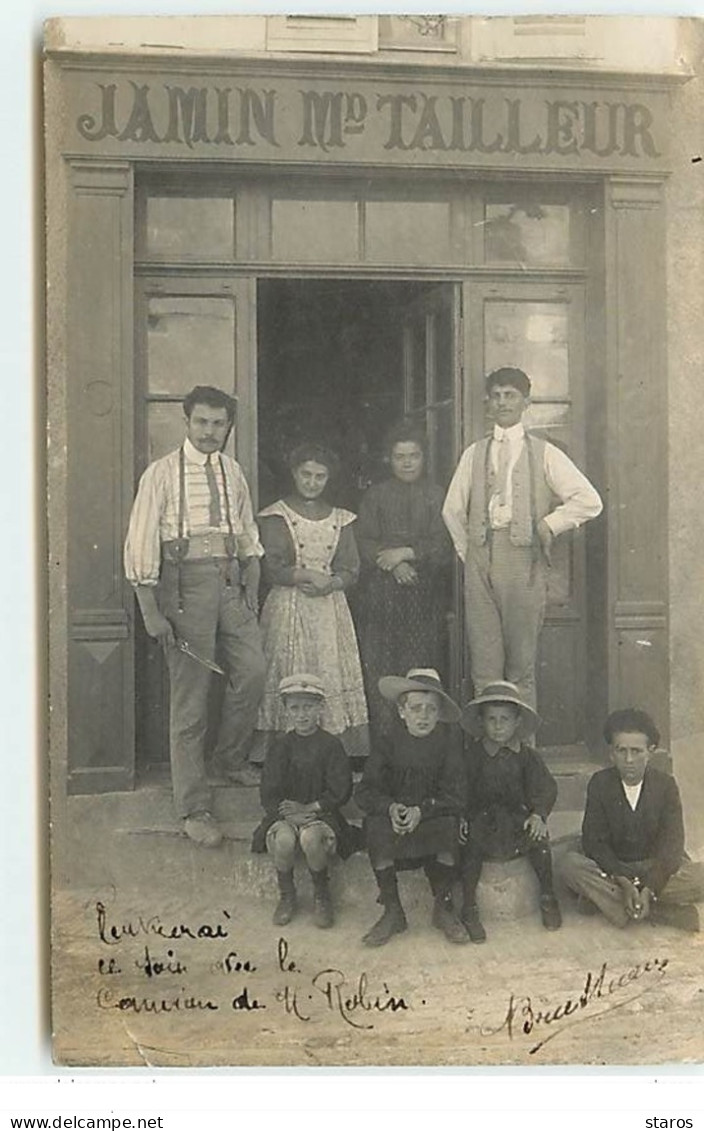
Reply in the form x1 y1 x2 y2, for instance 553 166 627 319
460 902 487 944
425 862 468 944
273 870 297 926
362 867 407 947
310 868 334 929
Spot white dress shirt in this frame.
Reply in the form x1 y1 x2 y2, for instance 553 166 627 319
622 781 644 811
442 422 603 562
124 437 263 586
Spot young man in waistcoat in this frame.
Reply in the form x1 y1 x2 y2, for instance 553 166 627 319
124 386 266 847
442 367 602 710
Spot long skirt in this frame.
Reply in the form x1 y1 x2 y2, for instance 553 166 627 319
256 585 369 759
355 568 449 739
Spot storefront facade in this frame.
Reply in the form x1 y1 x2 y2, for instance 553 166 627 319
45 17 698 801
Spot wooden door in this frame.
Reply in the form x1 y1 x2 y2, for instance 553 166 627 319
401 283 464 702
466 281 591 748
134 276 257 768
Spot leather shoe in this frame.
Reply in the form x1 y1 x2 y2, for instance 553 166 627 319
540 893 563 930
362 904 407 947
273 891 297 926
183 811 223 848
432 897 469 944
650 902 699 933
461 904 487 944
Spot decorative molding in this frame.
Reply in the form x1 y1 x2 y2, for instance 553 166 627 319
71 608 130 641
609 176 664 209
69 158 132 194
614 601 667 630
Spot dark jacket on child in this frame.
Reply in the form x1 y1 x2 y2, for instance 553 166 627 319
463 737 557 860
581 764 685 895
356 721 465 862
251 728 358 857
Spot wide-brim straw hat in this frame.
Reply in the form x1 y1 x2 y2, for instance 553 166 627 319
462 680 540 739
378 668 461 724
278 673 326 699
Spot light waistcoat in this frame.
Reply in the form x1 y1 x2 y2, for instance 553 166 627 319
467 434 553 547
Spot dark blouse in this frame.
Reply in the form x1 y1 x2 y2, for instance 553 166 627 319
582 765 685 894
463 739 558 820
251 728 356 856
355 721 465 820
259 510 360 591
356 478 451 571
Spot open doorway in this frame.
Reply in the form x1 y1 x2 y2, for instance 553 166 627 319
256 279 458 511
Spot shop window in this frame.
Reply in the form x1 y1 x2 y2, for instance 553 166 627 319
145 296 236 460
485 203 572 267
271 198 359 262
266 15 377 54
144 196 235 260
485 301 570 403
378 15 458 53
365 200 454 264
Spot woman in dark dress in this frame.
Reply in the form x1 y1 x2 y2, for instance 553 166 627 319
355 421 452 739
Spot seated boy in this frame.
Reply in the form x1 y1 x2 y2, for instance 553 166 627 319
459 681 562 942
251 674 355 929
561 708 704 933
355 668 467 947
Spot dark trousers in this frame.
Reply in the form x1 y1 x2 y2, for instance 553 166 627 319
160 559 266 818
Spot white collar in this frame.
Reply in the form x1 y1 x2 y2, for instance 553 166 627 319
493 421 525 444
183 436 216 466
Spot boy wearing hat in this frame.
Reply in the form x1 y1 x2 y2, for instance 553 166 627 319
460 681 562 941
355 668 467 947
561 708 704 932
442 367 602 710
251 674 355 929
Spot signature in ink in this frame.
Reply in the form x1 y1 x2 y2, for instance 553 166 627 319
476 955 669 1054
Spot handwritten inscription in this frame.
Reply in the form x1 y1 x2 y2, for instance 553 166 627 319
75 82 660 160
92 901 412 1033
477 956 669 1055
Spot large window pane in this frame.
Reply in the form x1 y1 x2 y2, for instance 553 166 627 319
484 302 569 399
271 199 359 262
366 201 452 264
146 197 235 259
146 297 235 395
485 203 571 267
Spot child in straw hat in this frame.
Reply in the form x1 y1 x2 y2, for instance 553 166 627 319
251 673 356 929
355 668 467 947
459 680 562 942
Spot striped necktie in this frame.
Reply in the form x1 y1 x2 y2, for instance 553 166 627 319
205 454 222 528
495 433 511 506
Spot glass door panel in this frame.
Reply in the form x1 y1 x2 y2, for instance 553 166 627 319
466 282 587 745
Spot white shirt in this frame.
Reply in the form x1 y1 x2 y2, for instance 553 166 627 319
124 437 263 586
442 423 603 562
622 781 643 811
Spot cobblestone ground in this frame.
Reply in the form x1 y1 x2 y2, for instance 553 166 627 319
51 790 704 1068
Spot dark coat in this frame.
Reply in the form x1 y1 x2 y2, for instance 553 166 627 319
581 765 685 894
355 721 465 820
461 738 557 859
251 728 358 858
